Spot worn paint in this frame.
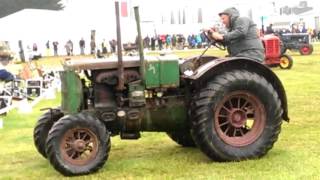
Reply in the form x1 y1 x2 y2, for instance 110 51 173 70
60 71 83 114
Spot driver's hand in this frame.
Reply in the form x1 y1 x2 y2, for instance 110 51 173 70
211 32 224 41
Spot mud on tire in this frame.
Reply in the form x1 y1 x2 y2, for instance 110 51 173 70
191 70 283 161
33 108 64 158
46 113 110 176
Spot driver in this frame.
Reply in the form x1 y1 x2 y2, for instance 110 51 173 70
210 7 265 62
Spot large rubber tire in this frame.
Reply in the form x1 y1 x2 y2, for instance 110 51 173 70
167 130 196 147
191 70 283 161
279 54 293 69
46 113 110 176
299 44 313 55
33 108 64 158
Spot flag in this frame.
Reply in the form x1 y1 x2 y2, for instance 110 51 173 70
121 1 128 17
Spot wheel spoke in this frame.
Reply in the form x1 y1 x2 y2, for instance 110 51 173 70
222 105 231 113
65 147 73 153
239 128 244 136
218 114 227 118
228 100 233 108
237 98 241 108
233 128 238 137
81 133 89 140
70 151 77 159
241 100 249 110
223 125 230 134
219 121 229 127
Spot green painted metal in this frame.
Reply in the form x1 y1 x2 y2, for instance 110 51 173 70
141 97 187 131
144 55 180 89
60 71 83 114
144 58 160 88
159 55 180 87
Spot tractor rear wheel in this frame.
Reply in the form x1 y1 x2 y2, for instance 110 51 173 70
191 70 282 161
167 130 196 147
299 44 313 55
46 113 110 176
279 54 293 69
33 108 64 158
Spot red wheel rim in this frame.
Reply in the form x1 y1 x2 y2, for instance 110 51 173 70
302 46 310 54
60 128 98 166
214 91 266 147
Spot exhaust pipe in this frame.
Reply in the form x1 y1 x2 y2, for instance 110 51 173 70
115 1 125 90
134 6 145 80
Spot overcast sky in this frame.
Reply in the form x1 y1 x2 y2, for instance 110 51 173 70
0 0 319 54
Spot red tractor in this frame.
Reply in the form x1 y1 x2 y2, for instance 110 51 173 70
262 35 293 69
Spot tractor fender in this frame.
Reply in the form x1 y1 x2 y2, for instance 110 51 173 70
183 57 289 121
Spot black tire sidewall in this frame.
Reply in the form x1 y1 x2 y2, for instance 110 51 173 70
192 71 282 160
279 54 293 69
167 130 196 147
34 109 63 158
47 113 109 175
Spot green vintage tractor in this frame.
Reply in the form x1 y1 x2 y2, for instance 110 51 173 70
33 4 289 176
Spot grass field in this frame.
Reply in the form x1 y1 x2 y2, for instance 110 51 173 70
0 47 320 179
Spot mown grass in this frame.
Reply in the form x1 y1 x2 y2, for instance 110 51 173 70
0 46 320 179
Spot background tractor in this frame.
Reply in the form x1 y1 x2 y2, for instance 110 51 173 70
262 34 294 69
279 33 313 55
33 3 289 176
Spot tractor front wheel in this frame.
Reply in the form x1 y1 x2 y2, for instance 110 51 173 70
279 54 293 69
46 113 110 176
33 108 64 158
191 70 283 161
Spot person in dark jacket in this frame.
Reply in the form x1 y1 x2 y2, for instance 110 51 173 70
210 7 265 62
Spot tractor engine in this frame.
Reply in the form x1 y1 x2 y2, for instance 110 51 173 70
76 55 189 139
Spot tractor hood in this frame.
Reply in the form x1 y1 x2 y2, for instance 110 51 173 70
63 56 146 71
63 55 181 71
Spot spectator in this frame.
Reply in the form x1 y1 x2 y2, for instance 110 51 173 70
157 35 163 50
151 37 156 50
109 39 117 53
166 34 172 49
79 38 85 55
266 24 274 34
195 34 202 48
143 36 150 49
52 41 59 56
172 34 177 49
102 39 108 54
45 40 50 56
65 40 73 56
32 43 38 52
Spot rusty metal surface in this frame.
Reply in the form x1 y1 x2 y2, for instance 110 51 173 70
115 1 125 91
133 6 145 80
214 90 266 147
64 56 155 71
60 128 98 166
95 70 140 84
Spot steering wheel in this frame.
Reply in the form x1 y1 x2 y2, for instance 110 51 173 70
202 30 226 51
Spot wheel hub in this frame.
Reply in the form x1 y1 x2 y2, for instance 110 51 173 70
60 128 98 165
73 139 86 152
214 91 266 147
229 109 246 128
